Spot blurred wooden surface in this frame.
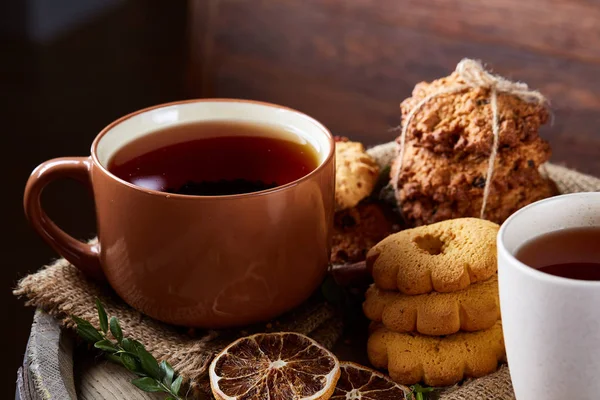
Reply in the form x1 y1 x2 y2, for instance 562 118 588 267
187 0 600 176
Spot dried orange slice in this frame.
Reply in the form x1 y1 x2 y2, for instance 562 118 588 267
331 362 410 399
209 332 341 400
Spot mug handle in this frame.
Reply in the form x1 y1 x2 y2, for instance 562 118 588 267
24 157 103 280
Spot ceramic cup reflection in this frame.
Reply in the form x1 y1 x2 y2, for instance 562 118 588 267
24 99 335 328
498 192 600 400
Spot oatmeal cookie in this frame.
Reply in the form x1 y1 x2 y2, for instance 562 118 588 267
391 140 555 225
331 202 399 264
400 72 549 155
335 141 379 211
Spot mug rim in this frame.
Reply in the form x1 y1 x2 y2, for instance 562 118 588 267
498 192 600 287
90 98 335 200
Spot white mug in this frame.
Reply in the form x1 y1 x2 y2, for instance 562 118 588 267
498 192 600 400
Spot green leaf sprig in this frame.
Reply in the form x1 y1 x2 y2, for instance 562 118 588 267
72 299 185 400
409 383 435 400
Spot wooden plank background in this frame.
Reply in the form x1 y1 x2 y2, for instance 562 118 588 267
186 0 600 176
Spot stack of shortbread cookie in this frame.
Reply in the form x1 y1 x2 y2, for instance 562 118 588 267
363 218 506 387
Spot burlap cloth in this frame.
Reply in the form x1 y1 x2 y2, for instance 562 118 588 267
14 141 600 400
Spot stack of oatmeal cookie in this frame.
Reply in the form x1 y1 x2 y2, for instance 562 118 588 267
391 71 556 227
363 218 505 387
330 137 400 264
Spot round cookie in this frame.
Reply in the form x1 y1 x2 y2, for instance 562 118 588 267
367 218 498 294
390 139 556 226
367 321 505 386
363 276 500 336
335 141 379 211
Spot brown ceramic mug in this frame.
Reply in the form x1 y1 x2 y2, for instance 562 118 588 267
24 99 335 328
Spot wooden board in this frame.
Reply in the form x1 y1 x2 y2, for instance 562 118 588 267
16 310 166 400
16 310 76 400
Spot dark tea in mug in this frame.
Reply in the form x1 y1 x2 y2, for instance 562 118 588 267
108 121 319 196
515 226 600 280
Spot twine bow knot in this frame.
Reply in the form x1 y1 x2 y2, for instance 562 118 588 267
456 59 546 104
393 58 548 219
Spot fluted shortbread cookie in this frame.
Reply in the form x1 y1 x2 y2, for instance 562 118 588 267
335 141 379 211
367 218 498 294
368 321 505 386
363 276 499 336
